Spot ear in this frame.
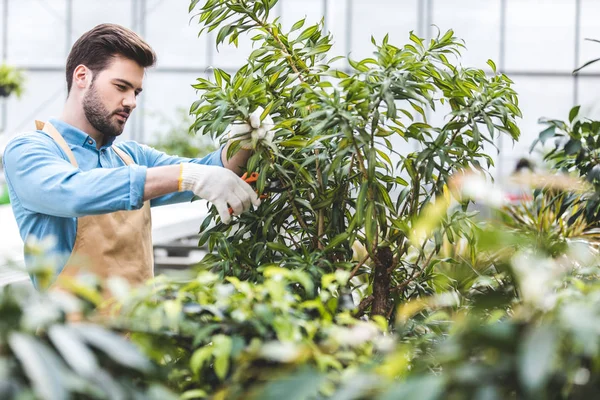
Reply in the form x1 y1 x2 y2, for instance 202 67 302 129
72 64 92 89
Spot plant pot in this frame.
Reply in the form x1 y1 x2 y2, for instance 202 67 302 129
0 85 12 98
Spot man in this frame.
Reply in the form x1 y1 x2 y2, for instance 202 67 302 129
2 24 271 290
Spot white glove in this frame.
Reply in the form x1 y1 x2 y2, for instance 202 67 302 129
227 106 275 150
179 164 260 224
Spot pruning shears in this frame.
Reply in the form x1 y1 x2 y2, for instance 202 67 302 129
228 172 285 214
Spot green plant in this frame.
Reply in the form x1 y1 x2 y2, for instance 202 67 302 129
115 269 387 398
188 0 521 321
0 283 174 400
230 220 600 400
530 106 600 224
151 107 217 158
0 64 25 98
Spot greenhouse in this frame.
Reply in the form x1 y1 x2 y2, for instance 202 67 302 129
0 0 600 399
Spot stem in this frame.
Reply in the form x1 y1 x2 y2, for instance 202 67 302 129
355 295 373 318
315 148 325 250
349 253 370 280
351 136 369 180
248 14 309 84
370 246 393 317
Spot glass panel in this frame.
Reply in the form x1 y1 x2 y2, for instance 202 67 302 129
71 0 133 41
326 0 349 68
350 0 418 61
209 29 257 70
504 0 576 72
431 0 501 70
579 0 600 74
145 0 209 68
280 0 326 30
0 0 5 61
498 76 573 177
137 71 200 145
3 72 66 137
577 77 600 120
7 0 67 65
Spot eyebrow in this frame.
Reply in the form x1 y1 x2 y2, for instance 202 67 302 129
113 78 143 94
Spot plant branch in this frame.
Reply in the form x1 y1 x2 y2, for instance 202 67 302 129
349 253 371 280
315 148 325 250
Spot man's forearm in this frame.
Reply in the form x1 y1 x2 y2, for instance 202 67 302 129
143 144 252 202
143 164 180 201
221 141 252 175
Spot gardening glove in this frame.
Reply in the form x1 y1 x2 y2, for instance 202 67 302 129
227 106 275 150
179 163 260 224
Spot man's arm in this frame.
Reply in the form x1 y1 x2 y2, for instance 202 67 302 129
143 164 179 201
4 135 147 217
141 144 253 201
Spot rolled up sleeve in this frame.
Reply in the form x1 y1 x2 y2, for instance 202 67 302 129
3 136 147 217
123 143 225 207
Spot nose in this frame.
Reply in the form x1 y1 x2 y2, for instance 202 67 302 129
122 91 137 110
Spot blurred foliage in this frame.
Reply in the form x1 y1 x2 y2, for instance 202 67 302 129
531 105 600 224
188 0 521 322
0 283 174 400
150 107 217 159
0 63 25 98
115 269 388 399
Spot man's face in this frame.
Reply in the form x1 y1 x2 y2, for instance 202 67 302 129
82 56 144 138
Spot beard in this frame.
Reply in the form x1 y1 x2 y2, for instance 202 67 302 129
82 82 129 138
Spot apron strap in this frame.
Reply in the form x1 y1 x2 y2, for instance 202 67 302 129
111 145 134 166
36 120 79 168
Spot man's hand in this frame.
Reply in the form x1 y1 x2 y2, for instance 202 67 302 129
179 163 260 224
227 106 275 150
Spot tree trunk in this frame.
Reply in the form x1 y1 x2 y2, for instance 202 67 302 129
370 246 393 317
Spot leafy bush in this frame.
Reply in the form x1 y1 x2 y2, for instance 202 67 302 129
0 283 173 400
115 269 388 399
188 0 521 322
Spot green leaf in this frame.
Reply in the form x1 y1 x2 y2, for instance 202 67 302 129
181 389 209 399
325 232 350 251
409 32 424 47
569 105 581 123
70 324 152 373
379 376 444 400
564 139 582 155
539 126 556 143
365 202 376 246
487 59 497 73
290 18 306 32
259 368 325 400
48 325 99 378
297 25 318 42
9 333 68 400
190 347 213 376
519 326 557 394
267 242 295 256
213 335 232 380
574 57 600 73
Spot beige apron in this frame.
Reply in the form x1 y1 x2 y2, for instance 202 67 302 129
35 120 154 302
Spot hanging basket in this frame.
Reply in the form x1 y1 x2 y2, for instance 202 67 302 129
0 85 11 98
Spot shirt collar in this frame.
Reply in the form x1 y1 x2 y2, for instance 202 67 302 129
47 118 116 149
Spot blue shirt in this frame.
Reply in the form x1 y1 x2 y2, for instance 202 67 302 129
2 118 223 281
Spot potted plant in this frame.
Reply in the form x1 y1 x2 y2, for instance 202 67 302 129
0 63 25 98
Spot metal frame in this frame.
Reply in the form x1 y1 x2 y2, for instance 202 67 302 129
0 0 597 141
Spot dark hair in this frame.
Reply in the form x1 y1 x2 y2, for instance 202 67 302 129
65 23 156 93
515 158 534 173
